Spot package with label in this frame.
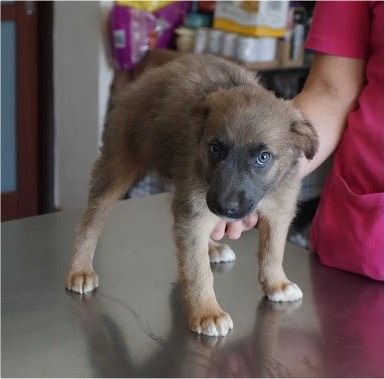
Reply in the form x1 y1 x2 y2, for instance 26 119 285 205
213 1 289 37
110 1 190 70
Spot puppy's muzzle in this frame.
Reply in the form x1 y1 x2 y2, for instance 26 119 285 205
206 191 254 219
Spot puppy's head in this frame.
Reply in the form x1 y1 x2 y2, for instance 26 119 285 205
194 85 318 219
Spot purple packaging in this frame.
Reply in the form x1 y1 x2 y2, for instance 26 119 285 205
110 2 191 70
154 1 191 48
110 5 156 70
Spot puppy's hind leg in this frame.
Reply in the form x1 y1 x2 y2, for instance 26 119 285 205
173 193 233 337
66 155 141 294
208 239 236 264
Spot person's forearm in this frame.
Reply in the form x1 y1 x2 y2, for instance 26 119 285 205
293 54 365 179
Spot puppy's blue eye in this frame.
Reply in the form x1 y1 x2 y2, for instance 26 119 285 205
256 151 272 166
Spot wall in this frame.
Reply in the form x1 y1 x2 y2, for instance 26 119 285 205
53 1 113 210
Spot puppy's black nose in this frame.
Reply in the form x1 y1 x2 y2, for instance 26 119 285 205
207 191 254 219
216 202 238 218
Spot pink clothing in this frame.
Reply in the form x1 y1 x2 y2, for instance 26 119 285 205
307 1 384 280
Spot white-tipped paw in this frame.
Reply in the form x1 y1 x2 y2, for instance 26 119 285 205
189 311 233 337
66 270 99 294
267 282 303 302
209 241 236 263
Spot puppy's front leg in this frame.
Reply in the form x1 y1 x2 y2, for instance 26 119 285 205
172 195 233 337
258 202 303 302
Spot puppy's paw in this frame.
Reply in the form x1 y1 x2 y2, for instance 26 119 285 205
66 270 99 294
267 282 303 302
209 241 236 263
189 310 233 337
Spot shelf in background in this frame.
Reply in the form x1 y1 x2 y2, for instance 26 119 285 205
146 48 309 73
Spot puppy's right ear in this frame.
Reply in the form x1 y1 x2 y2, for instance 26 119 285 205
191 100 211 144
192 89 230 119
191 99 210 120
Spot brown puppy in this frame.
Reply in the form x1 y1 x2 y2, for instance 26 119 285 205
66 54 318 337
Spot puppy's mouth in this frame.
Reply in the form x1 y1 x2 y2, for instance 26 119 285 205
206 202 255 220
219 215 245 222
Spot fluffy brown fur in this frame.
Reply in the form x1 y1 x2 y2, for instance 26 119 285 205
66 54 318 337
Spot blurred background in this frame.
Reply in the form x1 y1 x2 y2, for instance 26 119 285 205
1 0 330 247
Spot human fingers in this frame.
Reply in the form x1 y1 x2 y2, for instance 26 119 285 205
211 219 227 240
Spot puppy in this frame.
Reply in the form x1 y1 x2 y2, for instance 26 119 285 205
66 54 318 337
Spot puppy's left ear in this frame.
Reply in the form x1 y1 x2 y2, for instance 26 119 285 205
290 119 319 160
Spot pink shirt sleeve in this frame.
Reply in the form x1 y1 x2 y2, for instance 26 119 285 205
305 1 370 59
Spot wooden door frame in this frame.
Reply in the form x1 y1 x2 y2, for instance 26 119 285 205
2 1 54 221
37 1 54 215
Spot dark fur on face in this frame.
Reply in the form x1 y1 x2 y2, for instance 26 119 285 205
66 54 319 337
197 85 318 219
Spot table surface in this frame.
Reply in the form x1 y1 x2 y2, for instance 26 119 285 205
2 194 383 377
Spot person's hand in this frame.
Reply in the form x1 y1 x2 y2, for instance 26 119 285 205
211 211 259 240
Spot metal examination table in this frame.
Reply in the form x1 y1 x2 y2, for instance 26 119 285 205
2 194 383 377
